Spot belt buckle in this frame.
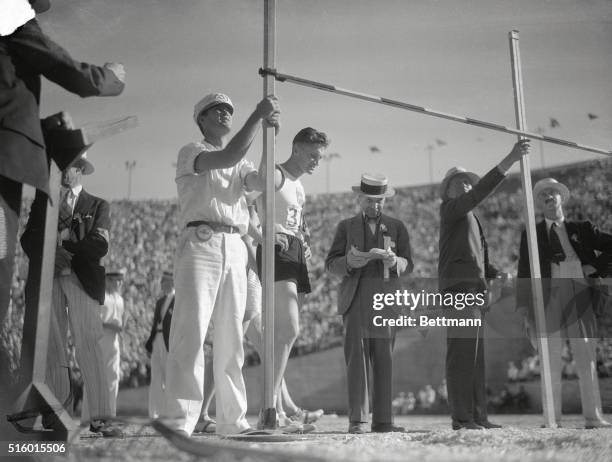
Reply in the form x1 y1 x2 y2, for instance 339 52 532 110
195 224 213 242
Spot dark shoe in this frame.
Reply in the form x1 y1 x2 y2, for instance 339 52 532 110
371 423 405 433
90 420 125 438
452 422 484 430
348 422 367 434
585 419 612 429
475 420 502 429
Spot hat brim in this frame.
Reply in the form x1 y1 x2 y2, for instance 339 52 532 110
352 185 395 198
533 182 570 204
440 171 480 199
71 159 94 175
195 102 234 121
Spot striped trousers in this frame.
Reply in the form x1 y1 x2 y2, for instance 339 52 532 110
47 273 112 421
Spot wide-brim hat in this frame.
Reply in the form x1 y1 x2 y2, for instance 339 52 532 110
533 177 570 204
352 173 395 198
439 167 480 199
69 152 94 175
193 93 234 124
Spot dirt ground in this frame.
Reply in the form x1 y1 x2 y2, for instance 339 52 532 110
20 414 610 462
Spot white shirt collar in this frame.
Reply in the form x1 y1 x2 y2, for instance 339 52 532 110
63 184 82 198
545 216 565 233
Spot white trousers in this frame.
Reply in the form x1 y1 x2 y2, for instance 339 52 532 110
49 273 111 420
165 230 249 435
149 335 168 418
81 329 120 422
542 279 605 423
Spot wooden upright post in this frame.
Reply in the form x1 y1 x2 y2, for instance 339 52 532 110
509 30 557 428
260 0 277 429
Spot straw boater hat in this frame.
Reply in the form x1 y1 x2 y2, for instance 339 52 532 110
70 152 95 175
352 173 395 198
193 93 234 124
533 177 570 204
439 167 480 200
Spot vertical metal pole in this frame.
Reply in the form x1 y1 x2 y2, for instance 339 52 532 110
509 30 557 428
260 0 277 429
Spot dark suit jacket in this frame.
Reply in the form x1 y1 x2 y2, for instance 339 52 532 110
516 219 612 318
145 294 174 353
325 213 414 316
21 189 110 304
0 19 124 194
437 166 504 292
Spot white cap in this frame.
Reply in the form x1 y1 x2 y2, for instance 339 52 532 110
193 93 234 124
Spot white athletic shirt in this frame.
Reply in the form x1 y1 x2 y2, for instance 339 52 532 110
175 140 256 234
257 165 305 238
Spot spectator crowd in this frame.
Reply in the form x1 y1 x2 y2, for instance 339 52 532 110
2 158 611 395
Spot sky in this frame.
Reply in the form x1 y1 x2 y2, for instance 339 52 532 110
34 0 612 200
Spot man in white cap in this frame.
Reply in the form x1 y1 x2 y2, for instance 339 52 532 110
326 173 413 434
438 140 530 430
165 92 279 436
517 177 612 429
21 152 123 437
82 268 126 423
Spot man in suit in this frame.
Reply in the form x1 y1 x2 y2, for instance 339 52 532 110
82 268 125 423
21 153 122 437
146 270 174 419
438 139 529 430
517 177 612 429
0 0 124 383
326 173 413 434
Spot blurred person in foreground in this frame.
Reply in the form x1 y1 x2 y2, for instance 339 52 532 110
0 0 124 385
517 177 612 429
438 140 529 430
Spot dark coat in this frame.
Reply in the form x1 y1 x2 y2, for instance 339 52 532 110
21 189 110 304
516 219 612 318
437 166 504 292
145 295 174 353
0 19 124 194
325 213 413 316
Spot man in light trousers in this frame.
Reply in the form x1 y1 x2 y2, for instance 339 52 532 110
165 92 280 436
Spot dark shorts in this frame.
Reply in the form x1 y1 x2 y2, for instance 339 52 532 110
256 234 311 294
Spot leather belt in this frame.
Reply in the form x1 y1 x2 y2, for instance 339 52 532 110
186 221 240 234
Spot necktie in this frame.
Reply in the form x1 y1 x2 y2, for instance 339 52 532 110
58 190 73 231
549 223 566 264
